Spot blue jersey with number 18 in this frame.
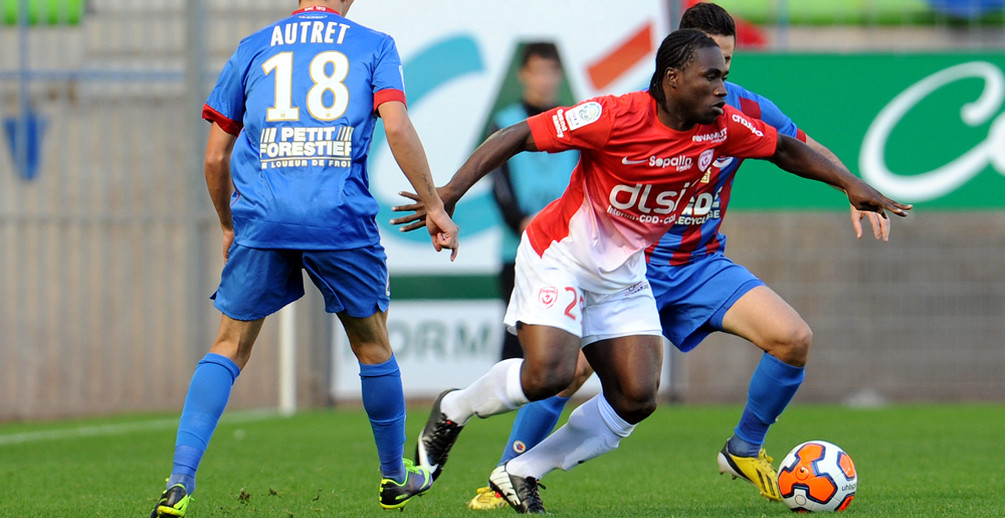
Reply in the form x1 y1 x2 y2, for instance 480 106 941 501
203 6 405 250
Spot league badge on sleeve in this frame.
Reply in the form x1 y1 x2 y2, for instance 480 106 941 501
564 101 602 131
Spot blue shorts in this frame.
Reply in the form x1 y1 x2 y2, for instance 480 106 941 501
646 252 764 352
212 243 390 321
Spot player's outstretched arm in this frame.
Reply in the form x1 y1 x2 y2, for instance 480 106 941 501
769 134 912 220
379 101 459 260
390 120 537 232
803 134 890 241
205 122 238 261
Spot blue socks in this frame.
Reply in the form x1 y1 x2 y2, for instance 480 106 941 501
499 394 570 465
730 352 804 457
360 356 407 483
168 353 242 494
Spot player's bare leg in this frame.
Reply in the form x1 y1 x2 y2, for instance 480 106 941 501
716 285 810 501
208 315 265 368
723 286 811 367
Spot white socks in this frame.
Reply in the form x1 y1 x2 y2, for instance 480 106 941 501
507 394 635 479
440 358 528 426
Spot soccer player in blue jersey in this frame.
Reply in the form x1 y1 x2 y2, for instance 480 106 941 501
454 2 896 509
148 1 458 516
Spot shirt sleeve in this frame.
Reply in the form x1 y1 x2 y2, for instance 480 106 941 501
203 49 246 135
526 97 613 153
372 35 406 110
742 92 804 141
718 105 778 159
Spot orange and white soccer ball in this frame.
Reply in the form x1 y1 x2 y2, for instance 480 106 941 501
777 440 857 512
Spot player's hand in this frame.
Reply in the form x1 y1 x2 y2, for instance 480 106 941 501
390 191 427 232
849 204 890 241
426 207 460 261
845 182 912 223
222 228 235 262
391 187 457 233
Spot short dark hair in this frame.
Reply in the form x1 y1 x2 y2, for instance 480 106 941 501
680 2 736 38
520 42 561 68
648 29 719 106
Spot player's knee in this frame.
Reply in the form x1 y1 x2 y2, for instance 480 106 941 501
609 383 659 424
210 336 251 369
349 339 393 364
567 361 594 391
772 321 812 367
609 393 658 424
521 360 576 400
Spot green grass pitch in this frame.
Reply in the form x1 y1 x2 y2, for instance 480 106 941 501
0 404 1001 516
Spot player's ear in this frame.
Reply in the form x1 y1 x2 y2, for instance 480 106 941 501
666 68 678 89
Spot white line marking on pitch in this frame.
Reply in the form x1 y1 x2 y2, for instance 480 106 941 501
0 410 279 446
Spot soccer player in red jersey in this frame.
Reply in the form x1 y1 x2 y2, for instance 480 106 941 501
397 29 909 513
464 3 898 509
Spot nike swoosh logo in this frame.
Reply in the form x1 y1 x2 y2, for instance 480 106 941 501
621 156 648 165
417 442 439 474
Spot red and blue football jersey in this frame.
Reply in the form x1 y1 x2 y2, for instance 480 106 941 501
203 6 405 249
646 81 805 266
525 91 778 292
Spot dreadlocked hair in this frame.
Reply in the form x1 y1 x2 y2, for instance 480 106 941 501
648 29 718 106
680 2 736 38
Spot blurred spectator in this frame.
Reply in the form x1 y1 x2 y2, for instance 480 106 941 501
488 42 579 360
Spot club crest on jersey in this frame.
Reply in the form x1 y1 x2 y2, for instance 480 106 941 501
564 101 602 131
698 149 715 172
538 286 558 308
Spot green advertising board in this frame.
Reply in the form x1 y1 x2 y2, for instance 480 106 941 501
3 0 83 25
727 53 1005 210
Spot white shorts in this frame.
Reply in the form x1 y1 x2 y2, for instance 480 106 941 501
503 238 662 346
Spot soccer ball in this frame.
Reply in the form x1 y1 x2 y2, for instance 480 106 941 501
777 440 857 512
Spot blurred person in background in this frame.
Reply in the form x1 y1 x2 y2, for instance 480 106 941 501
460 2 901 510
148 1 458 516
394 28 909 513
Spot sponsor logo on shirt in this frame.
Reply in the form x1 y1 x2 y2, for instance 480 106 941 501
606 182 694 224
551 109 569 138
621 154 694 171
259 125 354 169
676 188 723 226
564 101 602 131
692 128 727 143
731 113 764 137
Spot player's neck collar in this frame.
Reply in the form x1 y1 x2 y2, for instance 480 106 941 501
293 5 340 16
